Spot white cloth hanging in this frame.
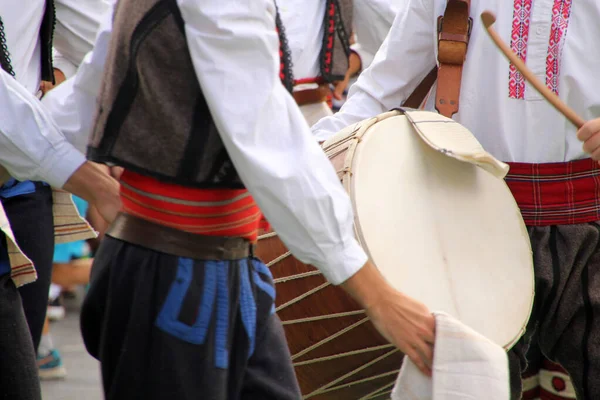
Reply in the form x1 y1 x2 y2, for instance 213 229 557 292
391 312 510 400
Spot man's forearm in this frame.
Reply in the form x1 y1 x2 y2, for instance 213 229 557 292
340 260 394 310
63 161 121 223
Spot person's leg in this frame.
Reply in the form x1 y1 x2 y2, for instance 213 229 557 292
37 316 67 380
81 238 302 400
239 315 302 399
538 358 576 399
531 223 600 399
82 237 224 399
0 274 42 400
519 335 542 400
240 260 301 399
520 337 576 400
47 282 66 322
2 184 55 351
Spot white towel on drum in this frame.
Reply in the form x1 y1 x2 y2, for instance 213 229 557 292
391 312 509 400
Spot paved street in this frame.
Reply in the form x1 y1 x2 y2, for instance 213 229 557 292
40 294 102 400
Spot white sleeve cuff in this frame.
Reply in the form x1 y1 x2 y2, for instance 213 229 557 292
38 140 87 188
316 238 369 285
312 128 338 143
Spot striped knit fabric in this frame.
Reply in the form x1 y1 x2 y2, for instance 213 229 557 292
0 202 36 287
522 360 576 400
522 371 541 400
505 158 600 226
0 189 95 287
538 360 576 399
119 170 266 242
52 189 97 244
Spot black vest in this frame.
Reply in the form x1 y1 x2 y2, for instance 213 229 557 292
88 0 243 189
0 1 55 83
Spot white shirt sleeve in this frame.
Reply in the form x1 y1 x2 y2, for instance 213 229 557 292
53 0 113 67
176 0 368 285
350 0 399 71
41 2 115 155
0 2 115 187
0 68 86 188
312 0 436 142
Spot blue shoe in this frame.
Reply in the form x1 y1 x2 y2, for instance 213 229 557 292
37 349 67 380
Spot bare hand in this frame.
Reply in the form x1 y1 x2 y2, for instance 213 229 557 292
578 119 600 162
332 52 362 101
63 162 121 224
110 166 124 180
332 76 351 101
40 68 67 96
366 291 436 376
93 187 122 224
340 261 435 376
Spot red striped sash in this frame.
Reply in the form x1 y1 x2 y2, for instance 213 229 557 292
119 170 267 242
505 159 600 226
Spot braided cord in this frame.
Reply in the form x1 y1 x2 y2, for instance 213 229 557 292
274 2 295 93
0 16 15 77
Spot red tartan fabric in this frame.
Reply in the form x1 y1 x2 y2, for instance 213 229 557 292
505 159 600 226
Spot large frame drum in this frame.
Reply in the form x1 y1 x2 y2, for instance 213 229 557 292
257 110 535 399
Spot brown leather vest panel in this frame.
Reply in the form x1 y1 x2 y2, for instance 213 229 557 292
89 0 243 188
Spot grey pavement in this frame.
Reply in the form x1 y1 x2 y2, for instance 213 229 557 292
40 293 103 400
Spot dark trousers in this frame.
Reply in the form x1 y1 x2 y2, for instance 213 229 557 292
509 223 600 399
81 237 302 400
1 184 55 352
0 274 42 400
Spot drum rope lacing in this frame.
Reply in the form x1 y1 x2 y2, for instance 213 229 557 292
358 382 395 400
276 282 331 313
259 231 400 399
281 310 366 326
304 348 400 399
274 270 322 283
291 317 369 361
292 343 393 366
306 370 399 397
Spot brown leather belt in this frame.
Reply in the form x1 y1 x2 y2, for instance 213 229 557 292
107 213 254 260
293 84 330 106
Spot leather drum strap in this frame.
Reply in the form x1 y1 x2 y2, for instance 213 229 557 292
435 0 471 117
402 67 438 109
402 0 471 115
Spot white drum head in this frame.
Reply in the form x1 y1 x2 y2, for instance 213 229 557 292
350 114 534 349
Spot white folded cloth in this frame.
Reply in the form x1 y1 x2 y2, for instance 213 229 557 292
391 312 510 400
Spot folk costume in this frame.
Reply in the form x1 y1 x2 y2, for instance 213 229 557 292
276 0 353 126
36 0 370 398
0 0 94 397
313 1 600 399
331 0 401 111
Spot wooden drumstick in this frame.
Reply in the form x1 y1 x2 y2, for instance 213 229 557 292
480 11 586 129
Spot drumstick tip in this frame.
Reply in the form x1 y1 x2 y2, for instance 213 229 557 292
481 11 496 29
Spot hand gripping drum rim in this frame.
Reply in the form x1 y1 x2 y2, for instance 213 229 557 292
258 110 534 399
